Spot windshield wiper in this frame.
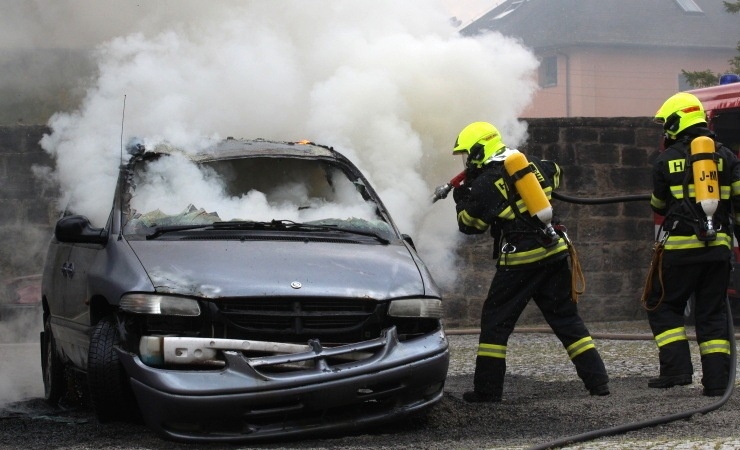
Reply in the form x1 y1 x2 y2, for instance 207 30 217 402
330 227 390 244
145 224 213 240
211 220 314 230
213 220 391 244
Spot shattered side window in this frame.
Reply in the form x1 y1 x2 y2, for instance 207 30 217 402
122 153 394 238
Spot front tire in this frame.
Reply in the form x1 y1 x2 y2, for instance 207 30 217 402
41 313 66 405
87 315 136 423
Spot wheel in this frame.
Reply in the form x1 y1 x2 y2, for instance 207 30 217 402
87 315 136 423
41 313 67 405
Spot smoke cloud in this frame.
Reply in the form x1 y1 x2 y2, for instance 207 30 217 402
1 0 539 407
32 0 538 281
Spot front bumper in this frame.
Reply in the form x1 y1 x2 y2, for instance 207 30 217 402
117 326 449 442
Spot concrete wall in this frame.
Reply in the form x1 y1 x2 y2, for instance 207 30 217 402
0 118 662 325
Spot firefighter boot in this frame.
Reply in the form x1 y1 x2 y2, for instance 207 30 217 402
647 374 692 388
462 391 502 403
572 347 610 396
701 353 730 397
464 356 505 403
649 339 693 388
589 384 610 396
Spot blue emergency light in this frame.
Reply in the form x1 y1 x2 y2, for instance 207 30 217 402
719 73 740 85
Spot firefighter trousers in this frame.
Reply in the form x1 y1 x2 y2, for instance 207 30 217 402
473 258 609 396
646 259 732 391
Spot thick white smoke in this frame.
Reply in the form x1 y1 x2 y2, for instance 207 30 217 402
2 0 540 410
35 0 539 288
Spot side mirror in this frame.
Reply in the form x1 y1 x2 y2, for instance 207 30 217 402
55 215 108 245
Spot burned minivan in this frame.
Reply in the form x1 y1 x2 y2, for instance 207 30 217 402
40 138 449 442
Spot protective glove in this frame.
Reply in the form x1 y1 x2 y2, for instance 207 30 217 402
452 185 471 204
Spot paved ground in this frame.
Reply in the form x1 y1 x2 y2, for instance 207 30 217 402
1 321 739 449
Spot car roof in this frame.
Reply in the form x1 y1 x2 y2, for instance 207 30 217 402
190 138 338 163
133 138 339 164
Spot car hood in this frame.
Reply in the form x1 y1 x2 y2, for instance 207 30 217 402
128 239 425 300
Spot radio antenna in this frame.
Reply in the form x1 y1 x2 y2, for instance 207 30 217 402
120 95 127 164
118 95 127 241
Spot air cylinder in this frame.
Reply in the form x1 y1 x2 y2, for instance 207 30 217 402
503 151 553 226
691 136 719 239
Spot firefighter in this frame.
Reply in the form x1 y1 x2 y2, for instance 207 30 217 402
451 121 610 402
646 92 740 396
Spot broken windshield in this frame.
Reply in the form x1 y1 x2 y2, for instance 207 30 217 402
121 152 395 240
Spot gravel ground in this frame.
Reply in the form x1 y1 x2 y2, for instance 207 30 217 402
1 321 739 450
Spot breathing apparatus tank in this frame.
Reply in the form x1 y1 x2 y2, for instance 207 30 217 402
690 136 719 241
503 152 559 245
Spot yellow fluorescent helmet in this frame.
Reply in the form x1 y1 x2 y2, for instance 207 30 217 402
654 92 707 138
453 122 506 167
453 122 501 154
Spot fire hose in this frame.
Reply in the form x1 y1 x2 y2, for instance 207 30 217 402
431 169 651 204
528 303 736 450
432 170 649 303
432 172 736 449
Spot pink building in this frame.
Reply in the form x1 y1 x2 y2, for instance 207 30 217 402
462 0 740 117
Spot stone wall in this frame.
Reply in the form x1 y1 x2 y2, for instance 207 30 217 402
0 119 662 325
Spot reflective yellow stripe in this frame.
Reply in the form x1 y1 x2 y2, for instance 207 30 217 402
478 343 506 359
655 327 687 348
664 233 731 251
669 185 687 199
498 206 516 220
499 239 568 266
669 184 730 199
566 336 595 359
721 185 731 199
699 339 731 356
732 180 740 196
458 210 488 231
650 194 666 210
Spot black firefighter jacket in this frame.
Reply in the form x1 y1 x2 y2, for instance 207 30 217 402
454 152 568 270
650 127 740 266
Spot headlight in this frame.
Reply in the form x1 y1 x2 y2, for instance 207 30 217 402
388 298 442 318
120 294 201 316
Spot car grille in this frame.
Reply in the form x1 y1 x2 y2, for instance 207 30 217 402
207 298 383 342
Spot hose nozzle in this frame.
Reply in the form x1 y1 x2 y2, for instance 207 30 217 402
431 183 453 203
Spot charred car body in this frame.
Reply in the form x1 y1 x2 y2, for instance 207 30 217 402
40 138 449 442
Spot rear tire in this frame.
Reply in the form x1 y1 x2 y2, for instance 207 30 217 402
41 314 67 405
87 315 136 423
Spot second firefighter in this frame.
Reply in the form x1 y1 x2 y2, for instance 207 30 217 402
450 121 610 402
